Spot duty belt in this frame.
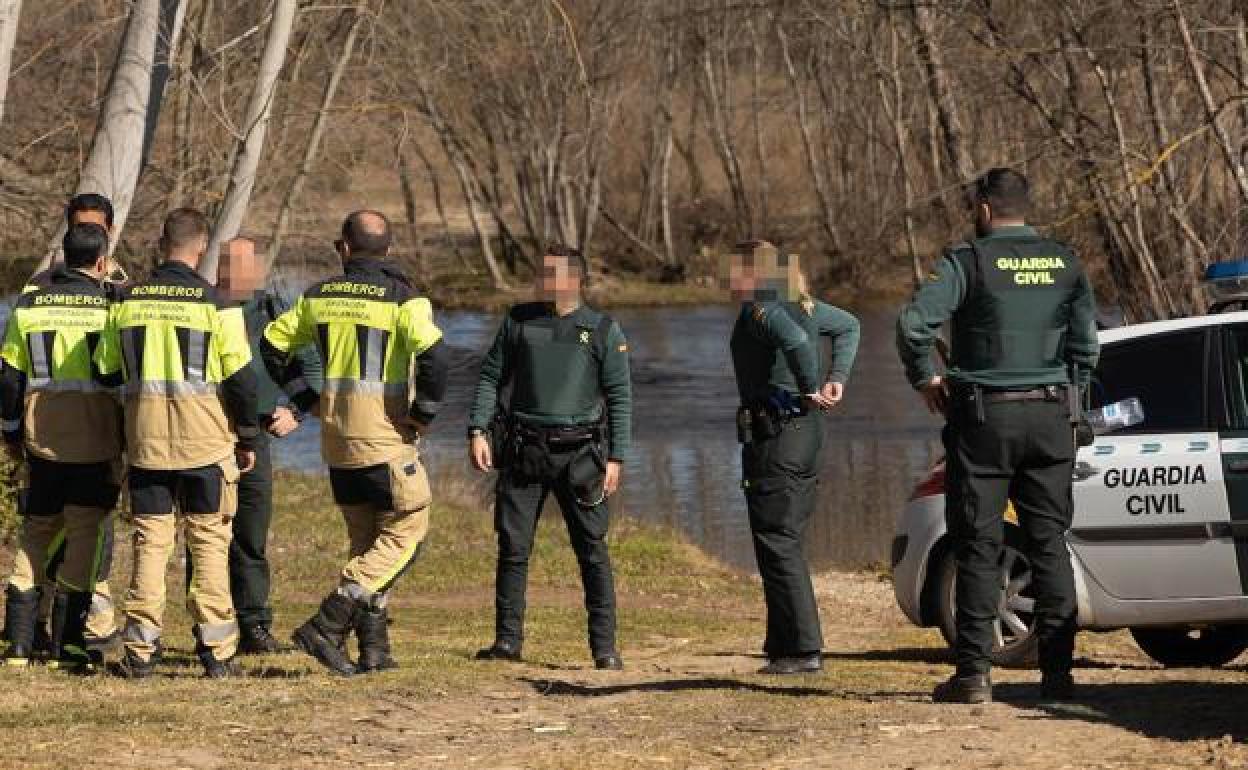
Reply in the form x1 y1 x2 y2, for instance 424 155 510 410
980 386 1065 404
514 421 600 448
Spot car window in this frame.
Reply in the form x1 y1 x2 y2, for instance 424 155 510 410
1090 330 1206 433
1223 324 1248 429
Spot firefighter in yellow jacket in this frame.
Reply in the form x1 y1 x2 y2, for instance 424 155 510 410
3 194 122 665
261 210 447 676
95 209 260 679
0 223 124 671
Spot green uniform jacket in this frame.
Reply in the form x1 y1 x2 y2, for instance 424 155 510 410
468 302 632 461
896 225 1100 390
730 300 861 404
242 288 322 419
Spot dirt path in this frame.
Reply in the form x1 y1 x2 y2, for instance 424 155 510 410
257 574 1248 769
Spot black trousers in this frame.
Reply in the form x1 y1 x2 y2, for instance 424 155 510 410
741 411 823 659
493 446 617 655
943 396 1076 677
229 430 273 631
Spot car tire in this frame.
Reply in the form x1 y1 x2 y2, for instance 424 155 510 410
1129 626 1248 668
934 527 1040 669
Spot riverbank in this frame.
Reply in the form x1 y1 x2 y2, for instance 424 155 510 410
0 472 1244 768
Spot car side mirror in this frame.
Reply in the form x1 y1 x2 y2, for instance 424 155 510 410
1084 398 1145 436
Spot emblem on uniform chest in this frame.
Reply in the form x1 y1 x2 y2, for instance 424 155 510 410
579 329 591 345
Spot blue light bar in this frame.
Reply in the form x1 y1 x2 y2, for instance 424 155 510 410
1205 260 1248 281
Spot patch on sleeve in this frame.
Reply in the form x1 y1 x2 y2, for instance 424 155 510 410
617 343 629 353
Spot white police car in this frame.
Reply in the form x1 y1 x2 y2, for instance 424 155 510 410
891 261 1248 668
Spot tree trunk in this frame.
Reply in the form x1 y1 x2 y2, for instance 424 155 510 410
1174 0 1248 205
773 14 844 254
877 12 921 287
37 0 178 273
140 0 188 168
912 3 977 210
201 0 298 282
0 0 22 129
268 5 363 270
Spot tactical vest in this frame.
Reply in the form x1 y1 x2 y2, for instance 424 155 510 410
503 303 614 425
949 236 1082 378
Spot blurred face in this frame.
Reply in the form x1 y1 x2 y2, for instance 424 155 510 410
70 209 110 232
537 255 582 302
218 238 266 303
726 251 799 302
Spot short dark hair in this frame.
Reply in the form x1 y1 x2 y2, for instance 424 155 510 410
543 242 588 276
342 210 392 256
66 193 114 228
161 208 210 252
63 223 110 269
974 168 1031 219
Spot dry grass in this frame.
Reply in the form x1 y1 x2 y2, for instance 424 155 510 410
1 473 1248 769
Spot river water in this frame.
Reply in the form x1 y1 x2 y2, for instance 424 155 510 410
275 304 944 572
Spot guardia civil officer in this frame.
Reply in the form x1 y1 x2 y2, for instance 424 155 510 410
215 239 322 655
95 208 260 679
0 223 124 672
896 169 1099 703
728 241 860 675
261 210 448 677
3 194 122 665
468 244 631 670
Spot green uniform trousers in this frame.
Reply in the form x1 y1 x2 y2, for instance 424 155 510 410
229 430 274 631
741 411 824 659
943 395 1077 677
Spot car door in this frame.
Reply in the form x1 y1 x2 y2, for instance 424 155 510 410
1069 327 1243 600
1215 321 1248 597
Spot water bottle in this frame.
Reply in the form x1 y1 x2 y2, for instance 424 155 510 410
1085 397 1145 434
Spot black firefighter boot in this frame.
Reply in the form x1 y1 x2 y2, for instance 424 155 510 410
292 592 358 676
2 585 39 666
52 592 99 673
355 604 398 673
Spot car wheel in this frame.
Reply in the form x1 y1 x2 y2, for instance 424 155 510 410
1129 626 1248 668
935 530 1040 669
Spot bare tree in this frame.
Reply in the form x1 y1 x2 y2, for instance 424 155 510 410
35 0 184 274
0 0 21 129
201 0 299 282
268 5 364 269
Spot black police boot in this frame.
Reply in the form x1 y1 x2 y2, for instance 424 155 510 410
758 653 822 675
291 592 358 676
475 639 523 662
932 672 993 704
238 625 289 655
594 651 624 671
355 605 398 673
1040 671 1076 701
2 585 39 666
109 648 156 680
32 618 53 660
52 592 100 673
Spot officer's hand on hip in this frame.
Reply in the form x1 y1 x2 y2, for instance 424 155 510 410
236 448 257 474
820 381 844 407
604 460 622 497
919 376 949 415
268 406 299 438
470 433 492 472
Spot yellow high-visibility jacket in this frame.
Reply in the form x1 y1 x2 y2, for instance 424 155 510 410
94 260 259 470
261 257 447 469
